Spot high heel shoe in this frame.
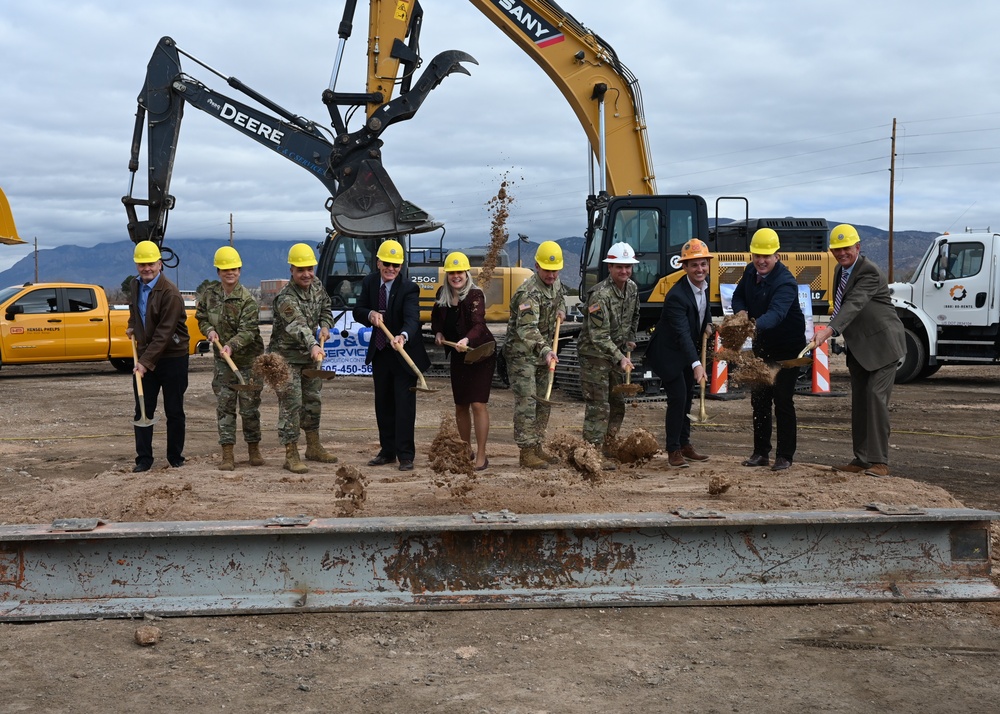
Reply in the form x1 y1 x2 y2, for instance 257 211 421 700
474 457 489 472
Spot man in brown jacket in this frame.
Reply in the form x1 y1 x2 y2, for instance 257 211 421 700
127 241 190 472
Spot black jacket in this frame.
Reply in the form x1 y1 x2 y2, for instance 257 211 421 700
730 261 805 361
353 271 431 371
645 277 710 380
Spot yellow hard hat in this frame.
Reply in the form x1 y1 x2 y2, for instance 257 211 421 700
133 240 161 263
535 240 563 270
829 224 860 250
443 251 471 272
376 239 405 264
213 246 242 270
287 242 317 267
749 228 780 256
679 238 712 262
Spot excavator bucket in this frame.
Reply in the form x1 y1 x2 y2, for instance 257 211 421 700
327 159 443 237
0 187 27 245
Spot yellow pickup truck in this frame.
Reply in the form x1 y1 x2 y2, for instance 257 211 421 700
0 282 208 373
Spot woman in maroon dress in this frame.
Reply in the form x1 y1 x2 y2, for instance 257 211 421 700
431 252 497 470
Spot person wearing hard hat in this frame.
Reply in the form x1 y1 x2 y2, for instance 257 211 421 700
644 238 714 468
126 240 190 472
730 228 807 472
268 242 337 474
503 240 567 469
431 251 498 471
813 224 905 477
353 239 431 471
576 241 640 470
196 246 265 471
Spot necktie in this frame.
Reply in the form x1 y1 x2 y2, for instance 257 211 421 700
374 283 387 350
833 269 849 317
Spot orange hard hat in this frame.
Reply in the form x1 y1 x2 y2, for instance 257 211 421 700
679 238 712 261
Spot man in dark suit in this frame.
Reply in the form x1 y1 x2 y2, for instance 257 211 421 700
353 239 431 471
814 224 905 477
645 239 714 468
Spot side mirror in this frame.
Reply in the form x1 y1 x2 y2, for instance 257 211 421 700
936 241 949 282
5 304 23 320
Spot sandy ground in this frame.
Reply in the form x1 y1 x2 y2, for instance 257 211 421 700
1 343 999 713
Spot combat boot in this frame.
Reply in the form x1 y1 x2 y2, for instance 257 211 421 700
218 444 235 472
304 430 338 463
535 444 560 464
247 442 265 467
519 446 549 470
283 442 310 474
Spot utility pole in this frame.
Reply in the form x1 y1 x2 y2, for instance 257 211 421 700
888 118 896 282
229 213 234 246
33 237 38 282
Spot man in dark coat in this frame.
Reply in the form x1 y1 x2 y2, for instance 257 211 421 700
814 224 905 477
731 228 806 472
645 239 713 468
353 239 431 471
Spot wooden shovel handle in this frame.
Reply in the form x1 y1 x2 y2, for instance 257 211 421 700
213 338 247 384
130 337 145 398
442 340 469 352
797 340 817 360
624 351 633 385
378 321 426 383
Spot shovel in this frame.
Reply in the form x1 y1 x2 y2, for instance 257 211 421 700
443 340 496 364
130 337 158 427
611 351 643 397
536 316 562 406
212 338 262 391
777 340 817 369
377 322 438 393
689 331 713 424
302 354 337 380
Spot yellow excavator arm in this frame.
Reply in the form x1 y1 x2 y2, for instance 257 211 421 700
364 0 656 197
0 187 26 245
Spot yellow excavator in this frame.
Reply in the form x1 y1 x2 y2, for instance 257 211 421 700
0 187 26 246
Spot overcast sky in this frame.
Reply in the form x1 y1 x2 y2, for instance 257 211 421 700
2 1 999 272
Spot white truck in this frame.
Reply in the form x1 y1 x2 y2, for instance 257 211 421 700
890 229 1000 382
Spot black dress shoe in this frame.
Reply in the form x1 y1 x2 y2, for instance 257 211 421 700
771 456 792 471
133 462 152 473
367 454 396 466
168 458 185 468
398 460 414 471
741 453 770 467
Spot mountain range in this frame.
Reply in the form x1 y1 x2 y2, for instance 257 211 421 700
0 226 936 294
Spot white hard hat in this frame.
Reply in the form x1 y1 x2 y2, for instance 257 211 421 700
603 242 639 265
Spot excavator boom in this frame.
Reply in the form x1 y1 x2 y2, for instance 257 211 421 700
0 187 26 246
123 34 476 259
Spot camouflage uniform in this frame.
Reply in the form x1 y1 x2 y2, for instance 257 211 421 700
504 273 567 448
196 282 265 445
577 276 639 445
268 280 333 445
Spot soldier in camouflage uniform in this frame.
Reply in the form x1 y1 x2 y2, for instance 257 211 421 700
504 241 567 469
268 243 337 474
577 242 640 470
196 246 265 471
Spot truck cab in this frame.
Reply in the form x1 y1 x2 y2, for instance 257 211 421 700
890 231 1000 382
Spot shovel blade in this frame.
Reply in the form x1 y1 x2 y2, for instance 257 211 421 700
463 342 496 364
132 415 158 427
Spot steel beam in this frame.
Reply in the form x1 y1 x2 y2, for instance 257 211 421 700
1 508 997 621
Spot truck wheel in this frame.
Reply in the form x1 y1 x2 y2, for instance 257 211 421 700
110 358 134 374
894 328 926 384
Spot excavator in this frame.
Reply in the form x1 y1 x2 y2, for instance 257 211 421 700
0 187 26 246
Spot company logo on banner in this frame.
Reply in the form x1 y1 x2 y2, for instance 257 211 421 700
320 311 372 376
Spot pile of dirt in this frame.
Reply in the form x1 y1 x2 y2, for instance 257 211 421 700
479 174 515 288
548 433 602 480
606 428 659 464
334 465 367 515
427 412 474 477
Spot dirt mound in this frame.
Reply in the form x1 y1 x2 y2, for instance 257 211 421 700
427 412 474 477
548 433 602 480
606 428 659 464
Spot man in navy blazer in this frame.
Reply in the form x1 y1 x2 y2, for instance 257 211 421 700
645 239 714 468
815 224 905 477
353 239 431 471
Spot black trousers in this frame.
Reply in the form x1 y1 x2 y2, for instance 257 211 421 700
133 354 189 467
662 368 695 452
750 365 798 460
371 347 418 461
